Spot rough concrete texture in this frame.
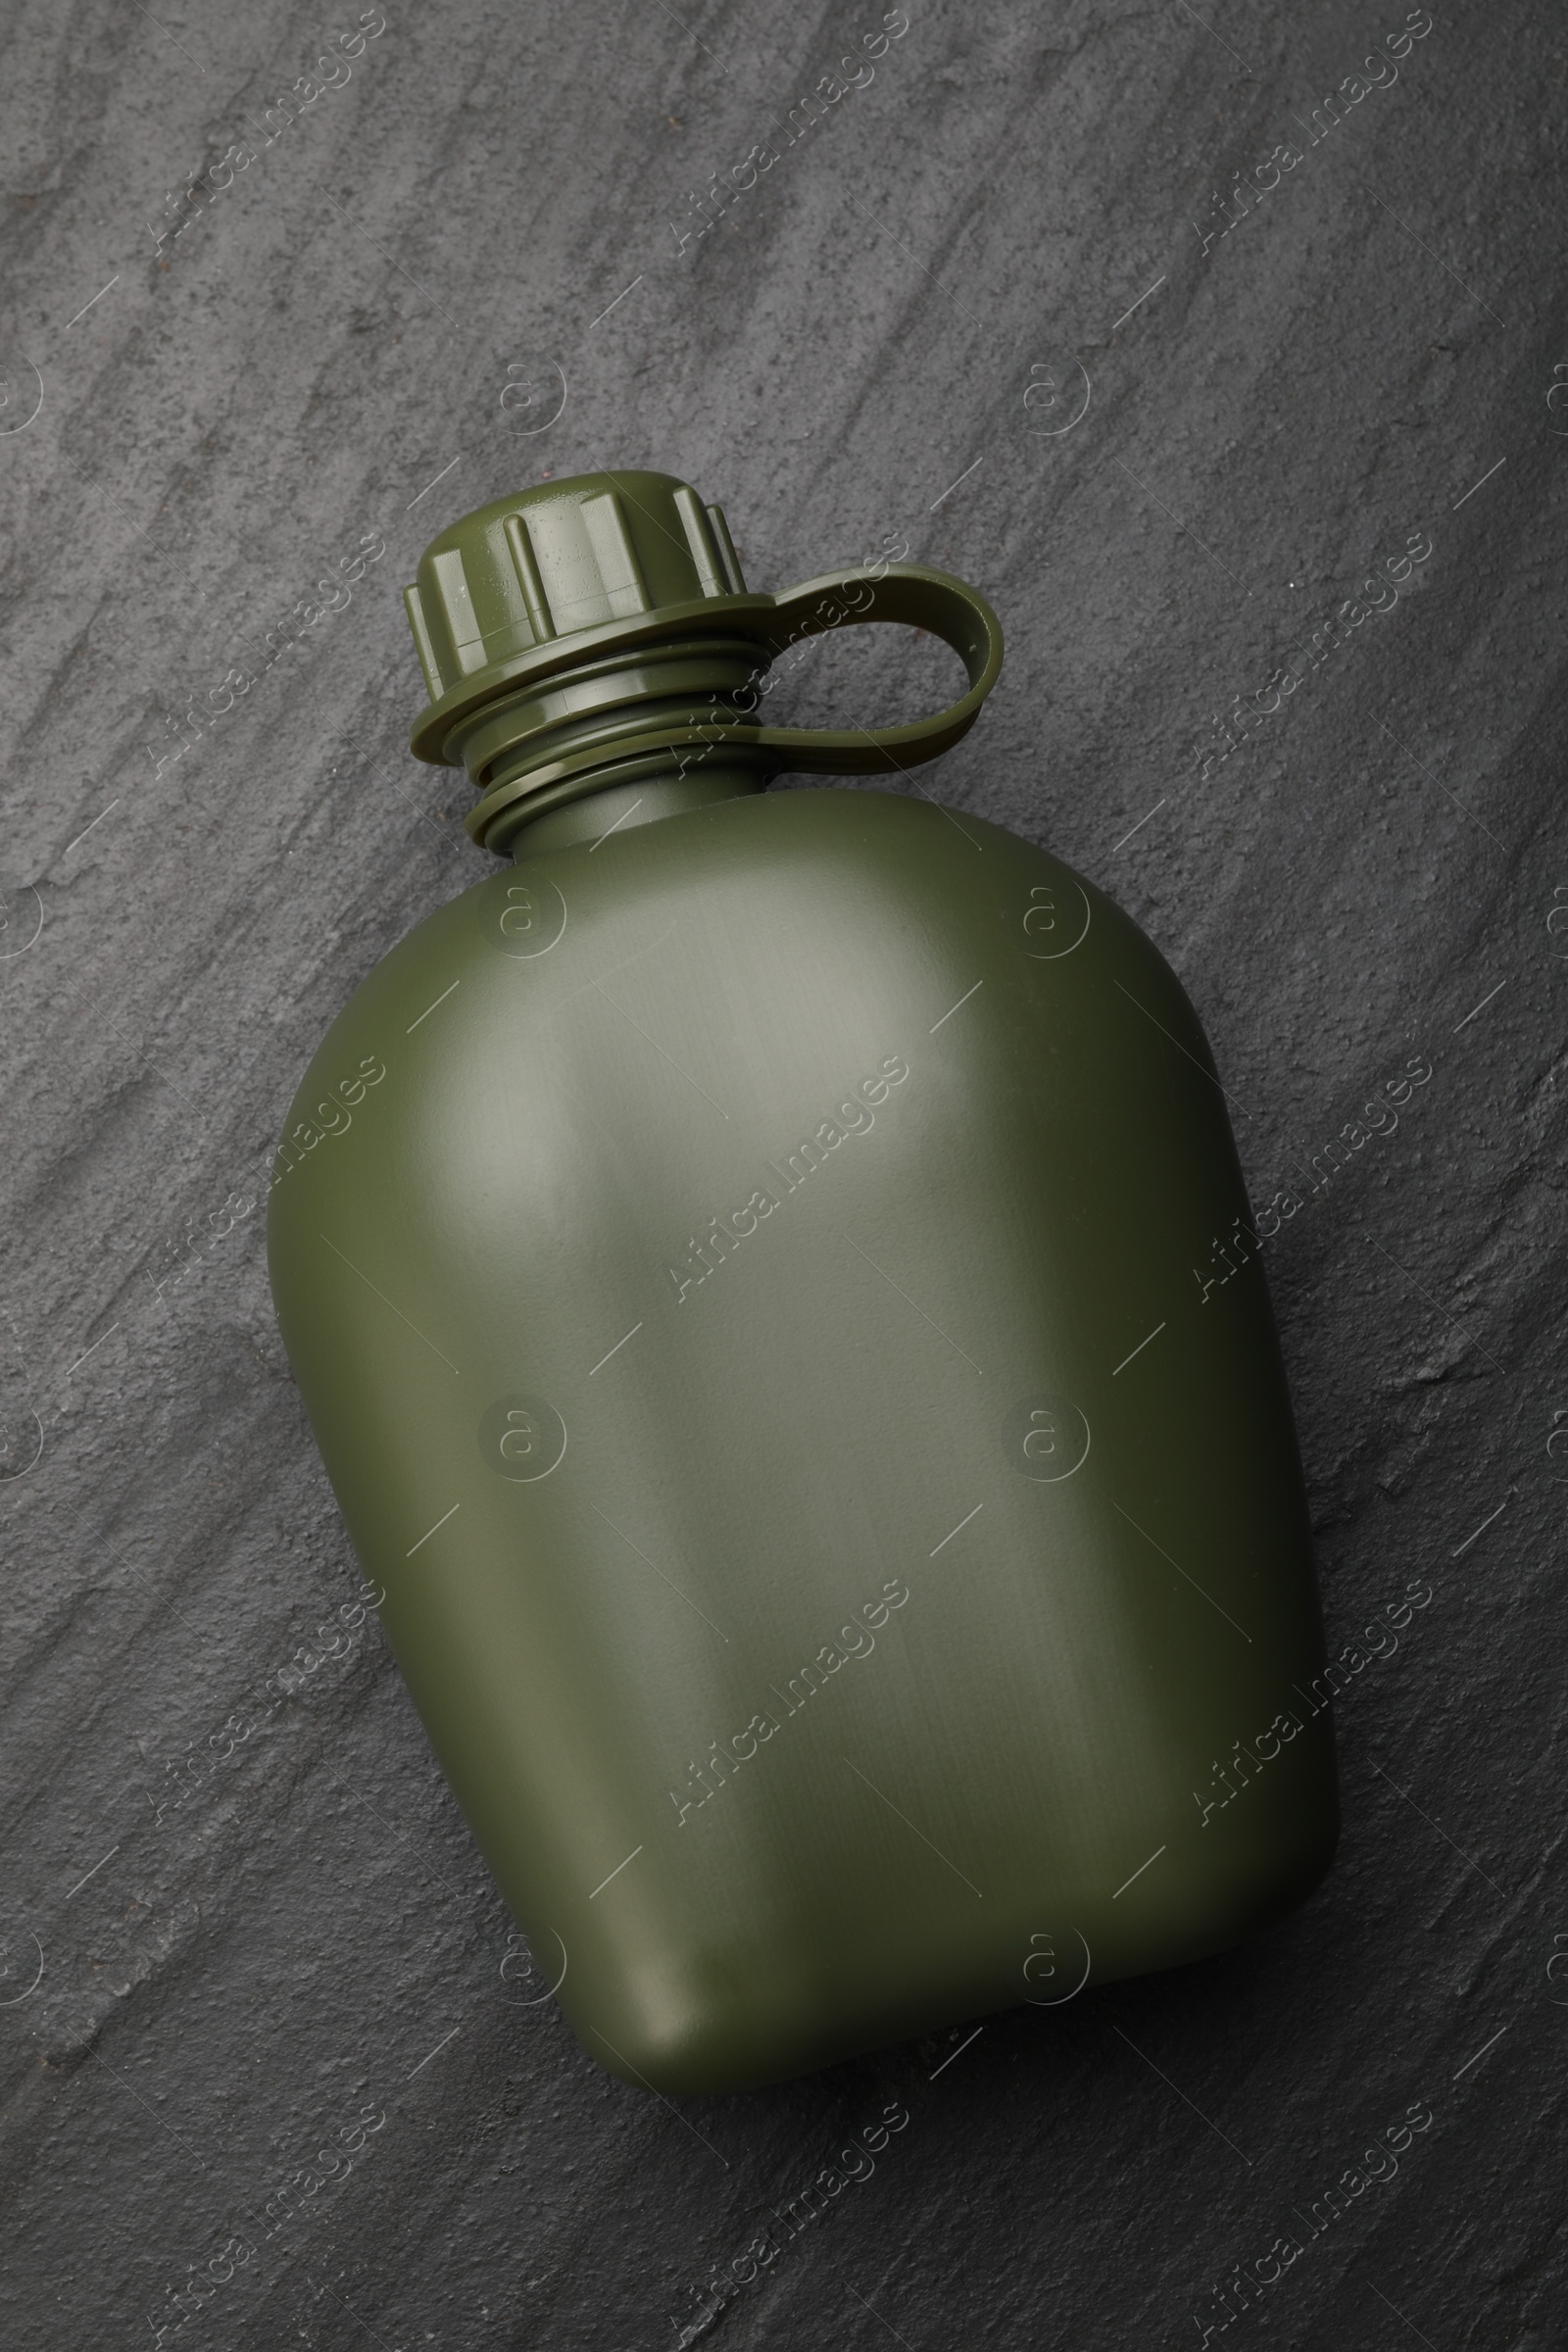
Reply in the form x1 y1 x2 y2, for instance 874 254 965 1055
0 0 1562 2344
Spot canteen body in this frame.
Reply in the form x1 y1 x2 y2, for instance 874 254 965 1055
267 779 1338 2094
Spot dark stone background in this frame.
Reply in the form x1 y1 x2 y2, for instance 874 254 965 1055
1 1 1562 2345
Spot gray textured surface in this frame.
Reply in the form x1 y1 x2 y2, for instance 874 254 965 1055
1 1 1562 2345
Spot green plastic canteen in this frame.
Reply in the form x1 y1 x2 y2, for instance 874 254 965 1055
268 467 1339 2094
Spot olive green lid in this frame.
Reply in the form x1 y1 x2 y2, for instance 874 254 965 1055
403 468 1004 853
404 470 750 736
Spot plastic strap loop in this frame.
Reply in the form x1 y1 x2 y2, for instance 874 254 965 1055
742 563 1004 774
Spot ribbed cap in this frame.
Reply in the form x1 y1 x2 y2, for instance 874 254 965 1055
404 469 749 733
